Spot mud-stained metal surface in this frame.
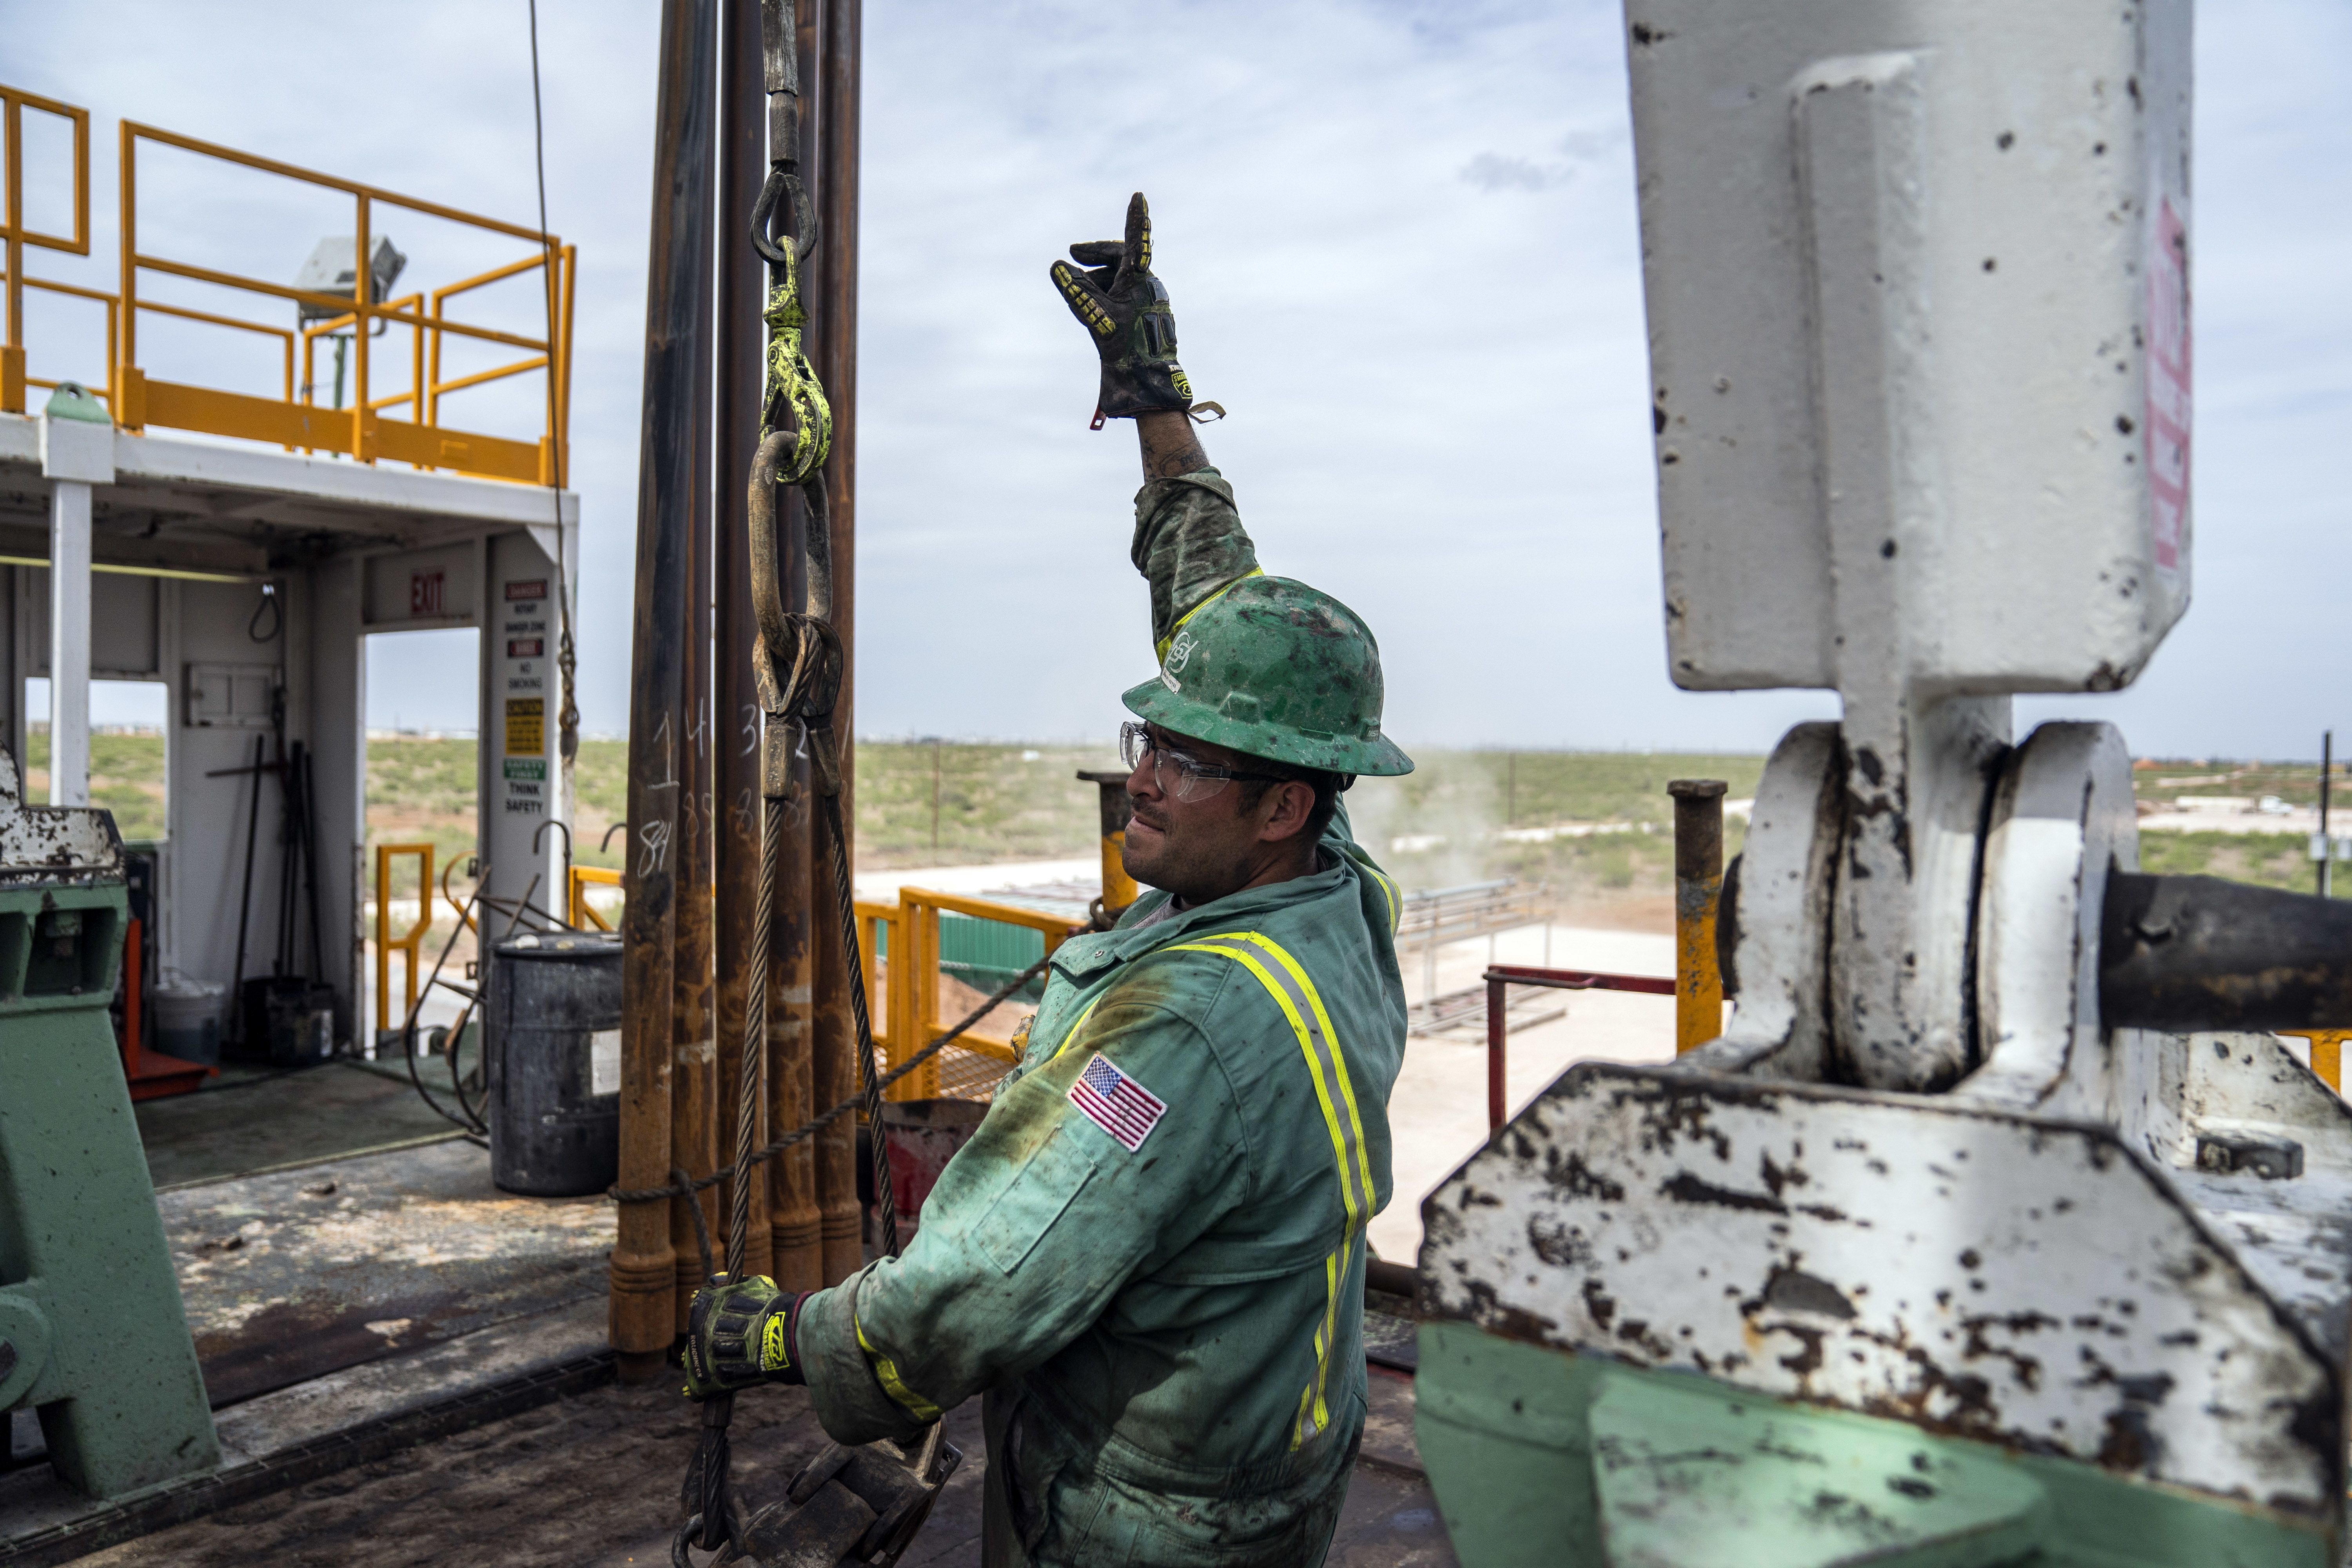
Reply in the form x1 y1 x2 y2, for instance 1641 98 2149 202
162 1140 613 1406
0 748 122 883
1418 1062 2341 1517
47 1358 1457 1568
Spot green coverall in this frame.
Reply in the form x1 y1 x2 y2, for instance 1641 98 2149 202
791 468 1408 1566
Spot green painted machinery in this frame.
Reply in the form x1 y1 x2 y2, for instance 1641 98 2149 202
1416 1325 2325 1568
0 768 218 1497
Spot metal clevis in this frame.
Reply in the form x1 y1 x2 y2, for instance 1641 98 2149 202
685 1430 960 1568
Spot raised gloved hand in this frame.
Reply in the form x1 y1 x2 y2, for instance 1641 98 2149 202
1049 191 1193 426
682 1275 808 1399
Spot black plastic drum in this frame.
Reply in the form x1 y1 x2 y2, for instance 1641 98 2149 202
486 931 622 1196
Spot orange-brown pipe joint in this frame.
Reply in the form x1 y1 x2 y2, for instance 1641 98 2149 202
1668 779 1726 1055
1078 769 1139 918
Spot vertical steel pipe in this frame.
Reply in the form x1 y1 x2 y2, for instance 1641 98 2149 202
771 759 824 1289
1669 779 1727 1055
1486 974 1506 1132
670 253 719 1331
1078 770 1139 916
612 0 715 1374
662 1 723 1330
818 0 866 1283
713 0 773 1289
2319 731 2333 899
755 1 824 1298
791 0 867 1285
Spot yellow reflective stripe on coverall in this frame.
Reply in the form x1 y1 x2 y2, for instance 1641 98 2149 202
1356 859 1400 935
1170 931 1372 1447
857 1316 944 1422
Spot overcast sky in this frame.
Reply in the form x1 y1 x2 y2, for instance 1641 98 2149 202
11 2 2350 759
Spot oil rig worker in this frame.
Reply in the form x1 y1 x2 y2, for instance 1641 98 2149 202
685 194 1415 1567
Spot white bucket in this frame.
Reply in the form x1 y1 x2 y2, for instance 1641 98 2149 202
152 973 225 1066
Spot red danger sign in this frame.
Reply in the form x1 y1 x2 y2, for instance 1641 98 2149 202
508 638 544 659
505 579 548 602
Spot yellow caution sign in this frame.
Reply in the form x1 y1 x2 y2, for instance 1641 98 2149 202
505 697 544 756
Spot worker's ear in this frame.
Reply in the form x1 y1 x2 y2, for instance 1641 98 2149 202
1254 779 1318 845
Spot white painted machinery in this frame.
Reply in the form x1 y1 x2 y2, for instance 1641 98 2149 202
1415 5 2352 1564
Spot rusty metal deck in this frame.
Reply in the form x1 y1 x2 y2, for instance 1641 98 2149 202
3 1126 1459 1564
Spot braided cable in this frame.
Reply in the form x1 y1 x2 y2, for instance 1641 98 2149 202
609 947 1051 1208
824 788 898 1257
726 776 780 1280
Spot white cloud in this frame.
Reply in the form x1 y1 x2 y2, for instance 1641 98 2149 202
8 0 2350 761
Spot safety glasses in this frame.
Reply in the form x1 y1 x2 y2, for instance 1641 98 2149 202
1119 720 1290 804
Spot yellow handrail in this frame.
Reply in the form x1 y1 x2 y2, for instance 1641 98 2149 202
875 888 1085 1102
570 866 622 931
2 84 93 412
84 109 574 486
854 898 902 1065
374 843 435 1037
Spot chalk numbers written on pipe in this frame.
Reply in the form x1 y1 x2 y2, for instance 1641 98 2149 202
639 711 679 876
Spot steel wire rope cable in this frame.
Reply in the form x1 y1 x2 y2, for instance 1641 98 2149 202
527 0 583 848
661 3 1020 1552
610 951 1053 1217
392 9 584 1158
397 882 490 1140
666 11 856 1550
394 862 570 1139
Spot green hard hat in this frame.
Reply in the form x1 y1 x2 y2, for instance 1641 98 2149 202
1122 575 1414 777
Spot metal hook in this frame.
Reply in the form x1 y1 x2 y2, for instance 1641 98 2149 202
535 820 574 925
750 167 818 265
602 821 629 853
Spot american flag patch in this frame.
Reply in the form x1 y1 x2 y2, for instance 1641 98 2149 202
1068 1053 1167 1152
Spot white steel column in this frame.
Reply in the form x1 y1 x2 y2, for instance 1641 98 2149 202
46 481 91 806
39 386 114 808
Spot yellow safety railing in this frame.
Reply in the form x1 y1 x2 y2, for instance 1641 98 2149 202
857 888 1085 1103
2280 1030 2351 1094
570 866 622 931
1 84 94 414
374 843 435 1036
113 116 574 485
2 83 575 486
853 898 902 1069
5 81 574 484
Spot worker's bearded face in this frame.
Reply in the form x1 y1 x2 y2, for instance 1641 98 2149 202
1119 726 1305 905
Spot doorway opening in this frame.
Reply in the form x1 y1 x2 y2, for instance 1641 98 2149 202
363 627 480 1054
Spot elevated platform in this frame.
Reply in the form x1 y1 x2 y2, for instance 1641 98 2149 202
0 415 577 572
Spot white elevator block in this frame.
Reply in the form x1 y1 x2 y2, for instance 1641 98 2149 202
1625 0 2192 695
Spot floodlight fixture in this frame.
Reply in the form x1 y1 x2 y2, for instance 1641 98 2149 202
291 235 407 327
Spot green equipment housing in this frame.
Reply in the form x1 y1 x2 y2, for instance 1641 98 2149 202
0 777 219 1497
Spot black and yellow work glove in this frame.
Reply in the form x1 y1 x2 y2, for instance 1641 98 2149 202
1049 191 1194 425
682 1275 807 1400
